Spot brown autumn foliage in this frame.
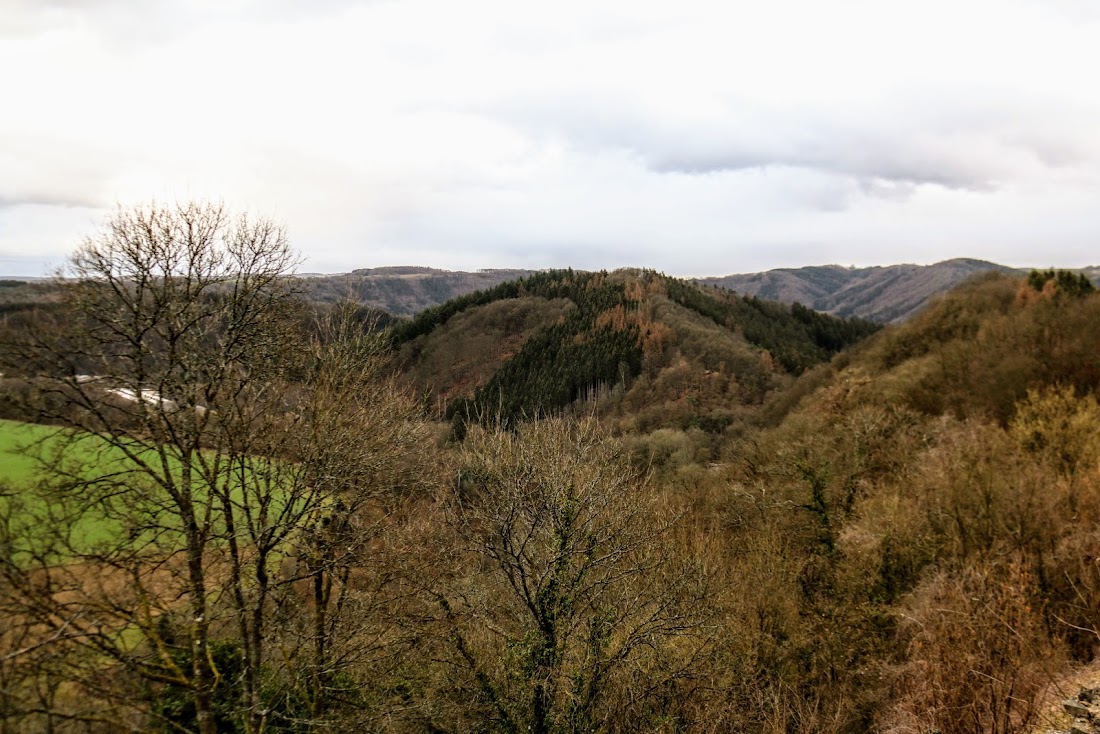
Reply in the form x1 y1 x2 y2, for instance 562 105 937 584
4 220 1100 734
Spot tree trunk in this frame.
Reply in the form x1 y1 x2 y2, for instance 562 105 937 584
188 540 216 734
182 457 217 734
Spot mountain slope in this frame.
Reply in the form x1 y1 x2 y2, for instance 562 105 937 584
391 269 879 432
700 258 1020 322
725 269 1100 731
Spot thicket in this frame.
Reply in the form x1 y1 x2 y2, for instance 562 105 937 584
710 274 1100 732
858 271 1100 422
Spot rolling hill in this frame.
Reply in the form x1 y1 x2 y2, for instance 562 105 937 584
296 259 1094 324
390 268 879 433
8 254 1100 731
293 266 534 317
699 258 1021 322
298 261 1014 322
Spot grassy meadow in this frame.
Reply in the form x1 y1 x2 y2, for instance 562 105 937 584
0 418 53 484
0 419 131 556
0 419 299 562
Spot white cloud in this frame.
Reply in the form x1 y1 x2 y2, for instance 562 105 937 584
1 0 1098 276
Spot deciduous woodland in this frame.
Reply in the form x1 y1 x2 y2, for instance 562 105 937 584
2 202 1100 733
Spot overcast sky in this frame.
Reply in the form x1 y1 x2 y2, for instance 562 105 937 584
2 0 1099 277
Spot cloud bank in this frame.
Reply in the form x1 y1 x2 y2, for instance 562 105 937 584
1 0 1098 276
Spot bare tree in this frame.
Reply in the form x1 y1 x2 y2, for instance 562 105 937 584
429 417 712 733
268 307 435 728
0 202 428 734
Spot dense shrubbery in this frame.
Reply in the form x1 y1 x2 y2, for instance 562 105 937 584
719 275 1100 732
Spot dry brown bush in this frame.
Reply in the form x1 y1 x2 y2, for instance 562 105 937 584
883 560 1061 734
416 417 715 733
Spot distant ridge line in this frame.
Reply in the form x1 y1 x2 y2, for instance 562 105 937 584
698 259 1028 323
283 260 1098 322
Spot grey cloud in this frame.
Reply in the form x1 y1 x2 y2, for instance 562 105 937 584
484 91 1094 198
0 136 119 213
857 179 917 202
643 125 997 192
1005 129 1098 169
0 193 102 210
643 130 1001 191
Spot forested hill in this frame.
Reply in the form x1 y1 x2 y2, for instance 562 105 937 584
390 268 878 430
291 259 1029 323
700 258 1023 322
709 269 1100 732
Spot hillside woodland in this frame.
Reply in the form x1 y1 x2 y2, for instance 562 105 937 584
2 204 1100 734
393 268 877 436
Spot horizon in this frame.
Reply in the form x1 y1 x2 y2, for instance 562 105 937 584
4 255 1098 283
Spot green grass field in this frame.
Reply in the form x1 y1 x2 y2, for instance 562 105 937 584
1 418 303 562
0 419 130 556
0 418 55 484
